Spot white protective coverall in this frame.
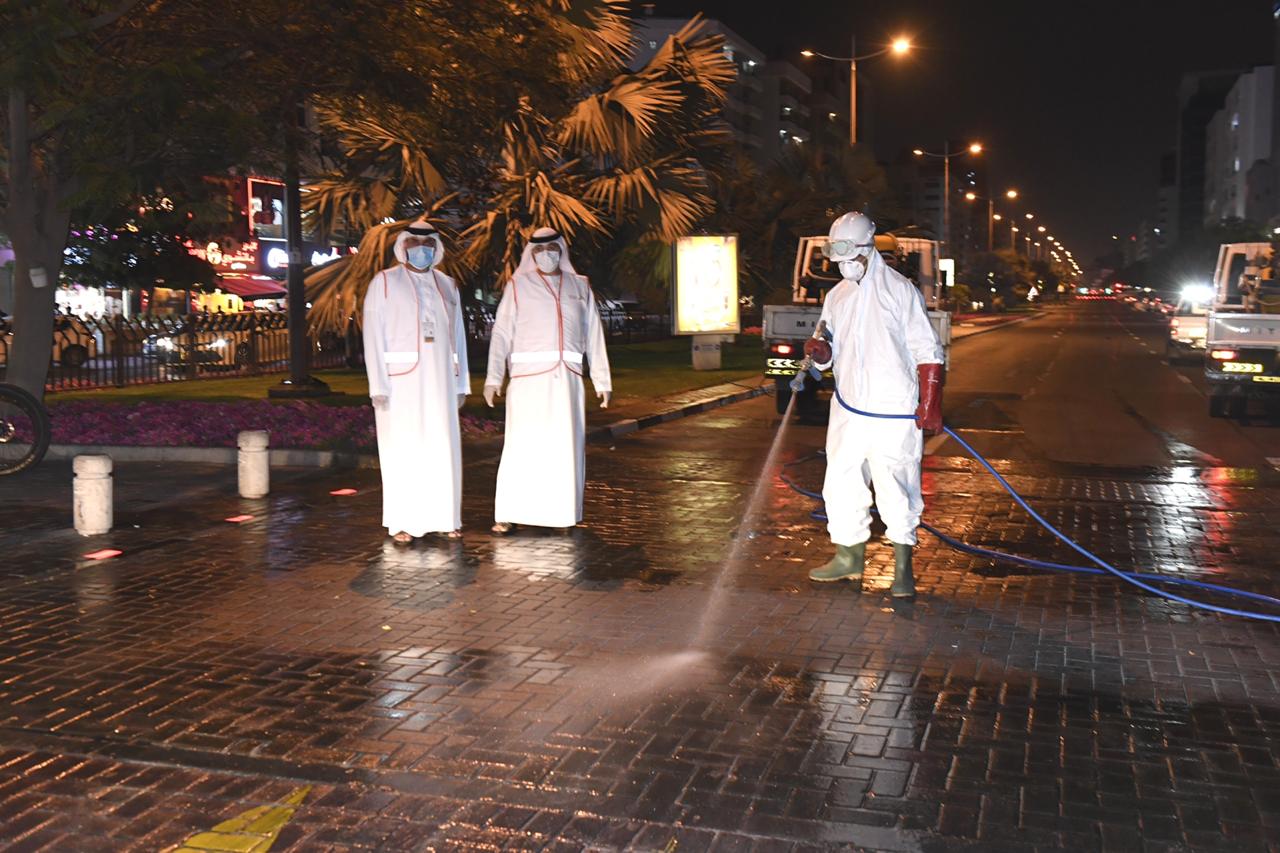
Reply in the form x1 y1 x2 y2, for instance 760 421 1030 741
362 226 470 536
816 249 943 547
485 231 612 527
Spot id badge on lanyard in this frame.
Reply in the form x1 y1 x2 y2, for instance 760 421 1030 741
420 283 436 343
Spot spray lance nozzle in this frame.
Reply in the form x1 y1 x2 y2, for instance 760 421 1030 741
789 321 832 393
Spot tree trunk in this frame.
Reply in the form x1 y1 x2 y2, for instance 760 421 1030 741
5 85 71 400
6 245 63 399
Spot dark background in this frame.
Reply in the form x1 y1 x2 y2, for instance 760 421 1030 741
650 0 1276 264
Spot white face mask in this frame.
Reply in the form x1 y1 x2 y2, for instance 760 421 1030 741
839 255 868 282
534 249 561 274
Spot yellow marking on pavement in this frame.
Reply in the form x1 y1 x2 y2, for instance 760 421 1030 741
165 785 310 853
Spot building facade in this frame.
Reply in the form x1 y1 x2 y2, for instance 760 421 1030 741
1204 66 1275 225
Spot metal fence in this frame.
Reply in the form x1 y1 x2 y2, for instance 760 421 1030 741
0 312 350 392
0 304 671 393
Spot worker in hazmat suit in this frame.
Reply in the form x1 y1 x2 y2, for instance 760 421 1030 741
804 212 944 597
363 220 470 543
484 228 612 533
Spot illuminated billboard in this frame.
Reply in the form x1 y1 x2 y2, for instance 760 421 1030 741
672 235 739 336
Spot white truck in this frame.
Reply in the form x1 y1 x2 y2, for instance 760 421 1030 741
763 232 951 416
1204 242 1280 418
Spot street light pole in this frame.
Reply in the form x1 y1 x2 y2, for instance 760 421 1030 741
943 140 951 259
802 38 909 148
987 199 994 252
849 35 857 145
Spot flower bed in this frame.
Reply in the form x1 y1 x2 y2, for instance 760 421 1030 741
46 400 501 452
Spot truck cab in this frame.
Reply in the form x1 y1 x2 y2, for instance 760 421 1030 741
1204 242 1280 418
763 232 952 416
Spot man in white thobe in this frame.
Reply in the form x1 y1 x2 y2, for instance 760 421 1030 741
484 228 611 532
363 220 470 543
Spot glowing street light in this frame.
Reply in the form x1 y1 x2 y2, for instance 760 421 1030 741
914 142 983 256
801 36 912 145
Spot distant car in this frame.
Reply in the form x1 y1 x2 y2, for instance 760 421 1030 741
0 314 99 368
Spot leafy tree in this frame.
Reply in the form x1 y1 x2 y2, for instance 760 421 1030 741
1 1 256 396
704 143 897 307
61 193 226 293
303 8 736 332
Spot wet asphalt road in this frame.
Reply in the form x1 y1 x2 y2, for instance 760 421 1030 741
0 300 1277 852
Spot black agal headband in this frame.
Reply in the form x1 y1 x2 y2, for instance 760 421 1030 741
529 231 561 245
406 225 438 236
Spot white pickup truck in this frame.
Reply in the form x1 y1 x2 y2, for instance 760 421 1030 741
1204 242 1280 418
763 233 951 416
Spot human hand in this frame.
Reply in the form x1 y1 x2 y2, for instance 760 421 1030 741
597 390 611 409
371 394 389 411
457 393 466 410
483 385 501 407
802 337 832 365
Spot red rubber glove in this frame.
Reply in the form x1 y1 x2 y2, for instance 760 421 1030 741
802 337 832 365
915 363 943 434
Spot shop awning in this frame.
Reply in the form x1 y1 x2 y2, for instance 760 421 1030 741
218 276 286 300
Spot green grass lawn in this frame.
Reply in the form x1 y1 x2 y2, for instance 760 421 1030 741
49 336 767 417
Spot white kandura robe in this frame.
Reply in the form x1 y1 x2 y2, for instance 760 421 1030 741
486 269 611 527
363 265 470 536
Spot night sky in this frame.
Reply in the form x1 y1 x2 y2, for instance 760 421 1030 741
650 0 1276 265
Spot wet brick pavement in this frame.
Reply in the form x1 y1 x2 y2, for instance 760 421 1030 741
0 395 1278 851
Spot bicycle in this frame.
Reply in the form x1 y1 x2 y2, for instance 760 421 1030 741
0 383 51 476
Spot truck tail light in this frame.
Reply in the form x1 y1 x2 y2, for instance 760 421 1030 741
1210 349 1237 360
773 343 793 355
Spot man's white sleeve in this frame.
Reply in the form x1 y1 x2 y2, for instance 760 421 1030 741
903 284 944 366
452 287 471 395
362 276 391 399
813 289 837 371
584 285 612 393
485 283 516 388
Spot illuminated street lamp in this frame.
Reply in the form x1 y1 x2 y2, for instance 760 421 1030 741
964 187 1021 252
914 141 983 257
801 35 912 146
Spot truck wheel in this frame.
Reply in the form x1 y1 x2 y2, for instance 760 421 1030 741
774 376 793 415
60 344 88 368
1209 395 1229 418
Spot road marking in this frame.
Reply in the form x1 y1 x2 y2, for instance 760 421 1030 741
166 785 310 853
1177 374 1192 384
1268 458 1280 470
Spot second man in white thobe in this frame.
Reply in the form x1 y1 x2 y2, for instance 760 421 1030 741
484 228 612 532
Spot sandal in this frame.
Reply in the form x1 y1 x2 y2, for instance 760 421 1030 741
392 531 413 545
491 522 513 535
442 529 463 540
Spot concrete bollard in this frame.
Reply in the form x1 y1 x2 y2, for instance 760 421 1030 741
238 430 270 498
73 454 113 536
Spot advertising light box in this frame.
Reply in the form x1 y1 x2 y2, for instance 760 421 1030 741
672 235 740 336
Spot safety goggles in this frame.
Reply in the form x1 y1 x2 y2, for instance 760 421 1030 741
822 239 874 259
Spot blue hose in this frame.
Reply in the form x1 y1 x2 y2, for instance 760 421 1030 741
784 389 1280 621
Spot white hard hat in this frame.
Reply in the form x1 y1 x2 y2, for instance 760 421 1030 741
825 212 876 261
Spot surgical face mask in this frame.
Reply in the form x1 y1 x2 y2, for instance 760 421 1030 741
839 255 868 282
406 245 435 269
534 249 561 274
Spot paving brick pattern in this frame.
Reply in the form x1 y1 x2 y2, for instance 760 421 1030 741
0 397 1278 851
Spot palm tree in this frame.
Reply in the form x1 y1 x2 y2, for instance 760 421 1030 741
302 2 735 332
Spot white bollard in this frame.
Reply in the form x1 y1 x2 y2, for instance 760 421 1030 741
73 455 113 536
238 430 270 498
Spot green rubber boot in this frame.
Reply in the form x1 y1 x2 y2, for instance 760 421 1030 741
809 543 866 583
891 544 916 598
